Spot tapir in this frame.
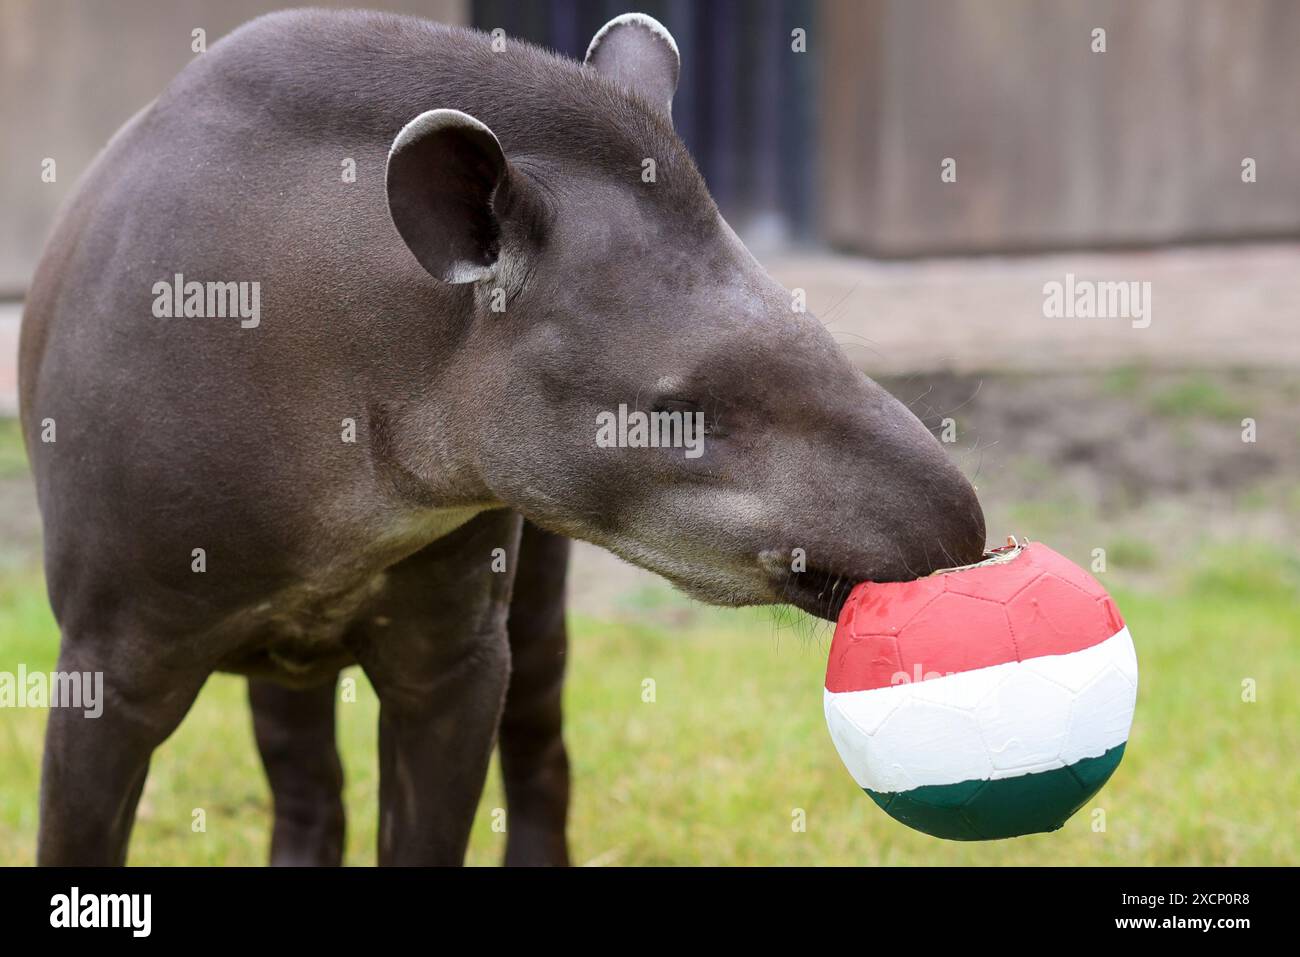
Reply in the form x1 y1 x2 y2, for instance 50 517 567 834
17 9 985 866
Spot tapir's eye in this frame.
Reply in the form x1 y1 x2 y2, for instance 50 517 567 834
652 398 698 417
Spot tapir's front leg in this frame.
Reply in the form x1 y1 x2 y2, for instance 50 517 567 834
348 510 522 865
38 639 208 865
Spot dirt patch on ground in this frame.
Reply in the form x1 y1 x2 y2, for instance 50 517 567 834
879 366 1300 586
887 368 1297 499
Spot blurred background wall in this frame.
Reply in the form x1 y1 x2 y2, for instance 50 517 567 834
3 0 1300 294
819 0 1300 255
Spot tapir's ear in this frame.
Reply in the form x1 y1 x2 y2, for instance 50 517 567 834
584 13 680 120
386 109 508 284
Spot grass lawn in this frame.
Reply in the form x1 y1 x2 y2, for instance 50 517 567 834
1 544 1296 866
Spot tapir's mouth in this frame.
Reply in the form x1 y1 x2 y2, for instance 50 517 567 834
774 564 859 622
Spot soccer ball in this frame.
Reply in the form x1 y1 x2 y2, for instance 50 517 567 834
823 541 1137 840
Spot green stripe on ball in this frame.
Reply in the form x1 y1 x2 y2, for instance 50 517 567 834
865 743 1127 841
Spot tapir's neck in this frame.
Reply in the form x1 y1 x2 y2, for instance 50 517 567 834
331 261 506 519
366 380 500 515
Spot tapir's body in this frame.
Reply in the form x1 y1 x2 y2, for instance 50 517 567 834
19 9 985 865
